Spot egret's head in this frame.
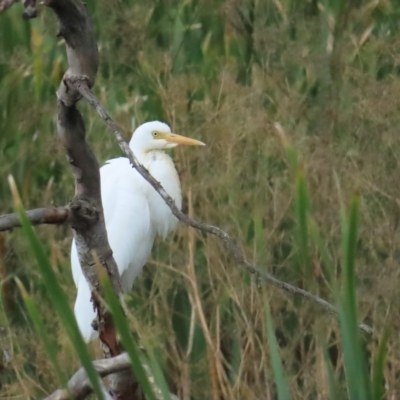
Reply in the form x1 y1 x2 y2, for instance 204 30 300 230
130 121 205 152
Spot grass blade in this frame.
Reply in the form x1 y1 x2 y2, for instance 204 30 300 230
338 194 371 400
100 271 159 400
371 328 390 400
275 122 298 172
146 345 174 400
308 216 336 289
9 175 105 399
265 301 290 400
323 345 339 400
15 278 70 397
295 165 310 279
277 124 311 280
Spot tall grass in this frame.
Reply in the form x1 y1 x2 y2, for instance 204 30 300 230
265 146 388 399
0 0 399 398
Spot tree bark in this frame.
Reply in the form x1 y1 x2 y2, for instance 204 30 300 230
0 206 69 232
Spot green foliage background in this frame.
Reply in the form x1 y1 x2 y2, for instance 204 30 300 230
1 0 400 398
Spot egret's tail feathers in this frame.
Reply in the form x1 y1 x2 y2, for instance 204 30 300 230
74 278 99 342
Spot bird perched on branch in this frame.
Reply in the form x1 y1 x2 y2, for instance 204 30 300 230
71 121 205 341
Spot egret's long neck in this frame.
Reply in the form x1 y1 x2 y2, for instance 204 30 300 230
129 138 155 168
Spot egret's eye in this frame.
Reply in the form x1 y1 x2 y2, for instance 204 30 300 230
152 131 158 138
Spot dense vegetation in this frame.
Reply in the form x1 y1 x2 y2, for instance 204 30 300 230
1 0 400 398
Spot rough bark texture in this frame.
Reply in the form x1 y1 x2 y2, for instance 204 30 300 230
45 0 98 105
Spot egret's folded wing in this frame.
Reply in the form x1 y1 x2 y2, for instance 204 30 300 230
71 157 155 340
100 158 154 292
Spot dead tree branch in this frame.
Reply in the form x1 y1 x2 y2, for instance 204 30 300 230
0 207 69 232
45 352 180 400
45 353 131 400
43 0 139 397
76 83 373 336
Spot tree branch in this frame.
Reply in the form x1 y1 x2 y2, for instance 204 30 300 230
0 206 69 232
0 0 17 14
45 353 131 400
46 352 181 400
76 83 373 336
43 0 139 397
0 0 37 19
22 0 37 19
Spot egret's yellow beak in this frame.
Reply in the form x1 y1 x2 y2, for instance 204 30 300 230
158 131 205 146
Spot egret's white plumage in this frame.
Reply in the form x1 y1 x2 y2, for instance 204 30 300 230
71 121 205 341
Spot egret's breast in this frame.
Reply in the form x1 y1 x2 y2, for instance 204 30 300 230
146 151 182 238
99 157 155 290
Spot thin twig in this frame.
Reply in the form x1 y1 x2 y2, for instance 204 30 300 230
0 206 69 232
74 81 373 336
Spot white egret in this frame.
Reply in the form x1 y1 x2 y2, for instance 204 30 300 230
71 121 205 341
